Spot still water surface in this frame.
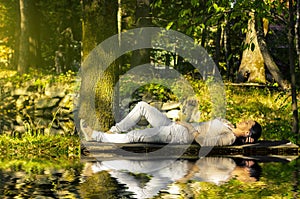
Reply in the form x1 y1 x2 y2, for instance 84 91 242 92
0 156 299 198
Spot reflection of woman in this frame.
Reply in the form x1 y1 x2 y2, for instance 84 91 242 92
178 157 262 184
231 158 262 182
81 101 262 146
83 159 191 199
82 157 262 199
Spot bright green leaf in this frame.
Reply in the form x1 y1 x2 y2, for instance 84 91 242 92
166 21 174 30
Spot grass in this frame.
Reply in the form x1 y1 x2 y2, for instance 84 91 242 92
225 85 298 143
0 134 81 160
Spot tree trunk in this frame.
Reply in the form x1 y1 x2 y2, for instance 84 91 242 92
296 0 300 138
17 0 29 74
130 0 152 68
237 12 266 83
289 0 299 134
214 24 222 68
256 16 290 90
80 0 118 131
28 0 41 69
224 16 232 81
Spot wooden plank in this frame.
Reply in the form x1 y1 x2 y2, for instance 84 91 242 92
81 154 299 163
81 140 299 161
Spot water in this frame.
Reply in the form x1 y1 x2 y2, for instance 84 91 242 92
0 156 299 198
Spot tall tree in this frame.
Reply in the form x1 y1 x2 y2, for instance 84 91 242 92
17 0 29 74
130 0 152 68
288 0 299 134
237 10 290 90
296 0 300 138
28 0 41 69
256 17 290 90
237 12 266 84
17 0 41 73
80 0 118 131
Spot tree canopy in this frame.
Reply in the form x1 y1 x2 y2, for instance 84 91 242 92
0 0 296 82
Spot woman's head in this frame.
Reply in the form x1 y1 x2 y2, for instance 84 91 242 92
234 120 262 144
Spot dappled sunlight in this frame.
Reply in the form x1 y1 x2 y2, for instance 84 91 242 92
0 68 17 78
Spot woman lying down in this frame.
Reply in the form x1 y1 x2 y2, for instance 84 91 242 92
80 101 262 146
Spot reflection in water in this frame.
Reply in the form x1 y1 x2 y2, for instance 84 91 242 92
0 156 298 198
82 157 262 199
0 160 84 198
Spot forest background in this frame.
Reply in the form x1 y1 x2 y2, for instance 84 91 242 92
0 0 300 153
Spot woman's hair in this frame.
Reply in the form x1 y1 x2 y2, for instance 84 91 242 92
234 121 262 145
250 121 262 142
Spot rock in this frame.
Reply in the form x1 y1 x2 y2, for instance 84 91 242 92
34 117 50 127
14 125 26 133
59 121 74 133
43 109 53 118
34 110 44 117
16 114 24 125
149 101 163 110
59 94 73 108
44 127 65 135
1 83 11 94
165 109 180 120
45 84 66 98
11 87 29 96
29 93 40 101
35 98 60 109
16 96 27 109
4 82 13 88
56 108 71 116
161 101 181 111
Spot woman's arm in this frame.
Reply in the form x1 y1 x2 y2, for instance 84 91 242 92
176 121 198 135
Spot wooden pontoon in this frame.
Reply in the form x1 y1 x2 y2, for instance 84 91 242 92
81 140 299 162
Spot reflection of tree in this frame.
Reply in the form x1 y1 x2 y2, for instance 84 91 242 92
0 159 83 198
79 171 122 199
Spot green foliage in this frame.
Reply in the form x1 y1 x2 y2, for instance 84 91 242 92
151 0 292 81
133 83 178 102
0 69 76 88
0 0 295 83
0 134 80 159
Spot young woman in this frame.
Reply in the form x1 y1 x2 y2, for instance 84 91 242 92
80 101 262 146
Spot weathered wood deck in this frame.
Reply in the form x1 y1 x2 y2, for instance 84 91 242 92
81 140 299 162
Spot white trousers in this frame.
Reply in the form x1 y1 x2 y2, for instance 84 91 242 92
92 101 194 144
